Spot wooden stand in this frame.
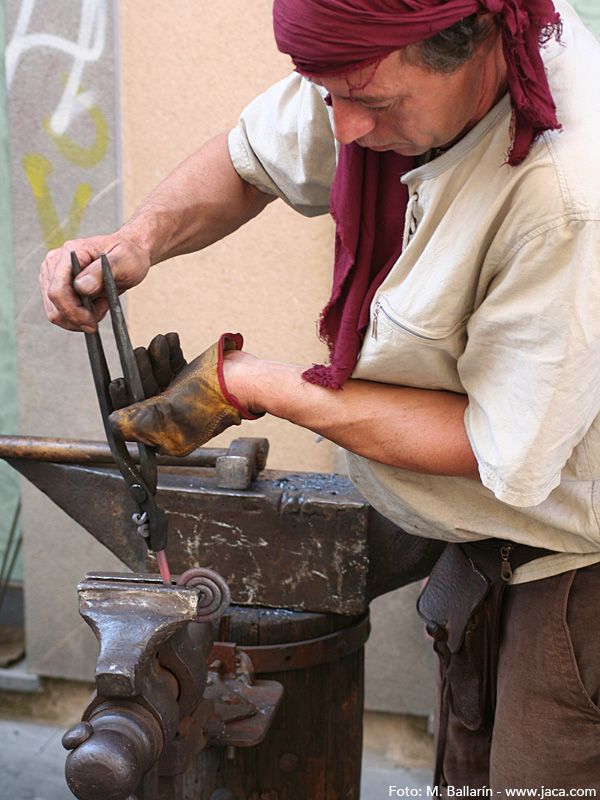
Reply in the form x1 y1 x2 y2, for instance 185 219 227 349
184 607 369 800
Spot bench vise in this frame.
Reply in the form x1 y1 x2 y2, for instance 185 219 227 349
62 571 282 800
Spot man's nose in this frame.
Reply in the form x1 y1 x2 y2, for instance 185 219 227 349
331 97 376 145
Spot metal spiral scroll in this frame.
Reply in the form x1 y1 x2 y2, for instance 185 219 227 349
177 567 231 622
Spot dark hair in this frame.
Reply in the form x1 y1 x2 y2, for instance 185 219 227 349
404 14 494 73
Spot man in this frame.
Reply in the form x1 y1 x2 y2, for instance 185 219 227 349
40 0 600 792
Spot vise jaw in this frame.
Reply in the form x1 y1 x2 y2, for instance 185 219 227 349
77 572 215 698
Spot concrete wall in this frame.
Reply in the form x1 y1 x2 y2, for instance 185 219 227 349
0 2 21 583
5 0 123 679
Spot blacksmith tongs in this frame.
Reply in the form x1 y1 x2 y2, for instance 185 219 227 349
71 252 171 584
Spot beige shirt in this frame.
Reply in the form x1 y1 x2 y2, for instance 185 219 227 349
229 1 600 583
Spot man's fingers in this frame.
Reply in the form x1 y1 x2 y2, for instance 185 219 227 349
72 257 104 298
135 346 161 398
165 332 187 377
40 234 151 331
148 334 174 390
108 377 129 410
42 244 102 331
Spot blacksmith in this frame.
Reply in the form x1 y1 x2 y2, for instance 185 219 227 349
40 0 600 791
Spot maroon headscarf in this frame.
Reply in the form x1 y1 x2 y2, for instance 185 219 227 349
273 0 562 389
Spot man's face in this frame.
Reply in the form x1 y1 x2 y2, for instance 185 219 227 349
314 46 501 156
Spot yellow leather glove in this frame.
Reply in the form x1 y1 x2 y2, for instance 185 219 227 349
108 333 261 457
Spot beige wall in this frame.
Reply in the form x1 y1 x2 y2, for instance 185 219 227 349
119 0 337 474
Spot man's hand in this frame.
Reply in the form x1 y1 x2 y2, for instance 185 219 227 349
39 232 152 333
109 333 261 457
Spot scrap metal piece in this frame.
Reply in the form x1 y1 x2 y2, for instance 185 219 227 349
177 567 232 622
203 673 283 748
203 644 284 749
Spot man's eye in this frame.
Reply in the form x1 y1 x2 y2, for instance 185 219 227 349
362 103 391 113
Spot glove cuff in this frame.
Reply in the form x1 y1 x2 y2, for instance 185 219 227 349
217 333 264 420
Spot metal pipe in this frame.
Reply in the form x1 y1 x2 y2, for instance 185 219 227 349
0 435 226 468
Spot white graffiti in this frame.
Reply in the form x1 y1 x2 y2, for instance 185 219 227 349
5 0 107 135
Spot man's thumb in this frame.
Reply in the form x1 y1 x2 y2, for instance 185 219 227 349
73 259 103 296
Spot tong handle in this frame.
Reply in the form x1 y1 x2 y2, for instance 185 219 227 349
100 255 157 495
70 252 167 552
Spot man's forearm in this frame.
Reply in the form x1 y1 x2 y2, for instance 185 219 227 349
225 354 480 479
40 131 277 332
121 131 276 266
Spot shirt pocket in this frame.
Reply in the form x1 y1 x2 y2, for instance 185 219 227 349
354 295 468 393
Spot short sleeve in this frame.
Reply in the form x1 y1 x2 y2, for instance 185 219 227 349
460 219 600 507
228 73 338 217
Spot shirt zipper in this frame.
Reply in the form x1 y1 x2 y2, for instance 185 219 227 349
371 300 447 341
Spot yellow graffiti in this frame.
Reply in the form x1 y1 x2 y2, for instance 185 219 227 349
43 83 109 168
23 153 92 251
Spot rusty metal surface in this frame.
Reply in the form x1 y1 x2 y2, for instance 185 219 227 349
208 613 370 674
64 571 287 798
64 700 164 800
7 458 149 568
203 633 285 750
203 675 284 748
159 625 213 716
158 697 214 778
153 469 369 615
7 457 369 614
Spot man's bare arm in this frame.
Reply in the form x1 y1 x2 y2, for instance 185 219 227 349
40 132 275 332
121 132 275 265
224 351 480 478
